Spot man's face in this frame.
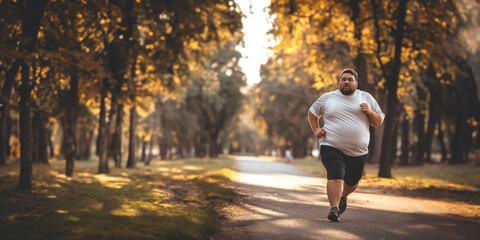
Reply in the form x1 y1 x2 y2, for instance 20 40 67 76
339 73 357 95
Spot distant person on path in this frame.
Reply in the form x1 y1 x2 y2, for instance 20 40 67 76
285 147 293 163
307 68 384 222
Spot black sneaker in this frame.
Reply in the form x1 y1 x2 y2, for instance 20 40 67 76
327 207 340 222
339 196 347 214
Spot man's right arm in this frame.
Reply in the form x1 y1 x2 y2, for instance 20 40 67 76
308 111 325 138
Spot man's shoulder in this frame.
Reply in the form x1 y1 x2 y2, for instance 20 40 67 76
319 90 338 98
357 89 374 98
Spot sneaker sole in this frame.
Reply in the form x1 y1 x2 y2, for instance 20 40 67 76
327 213 340 222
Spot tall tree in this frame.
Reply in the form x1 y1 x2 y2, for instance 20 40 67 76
375 0 408 177
17 0 49 189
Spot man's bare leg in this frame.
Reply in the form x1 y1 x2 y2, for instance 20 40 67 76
327 179 343 207
342 182 358 197
338 182 358 214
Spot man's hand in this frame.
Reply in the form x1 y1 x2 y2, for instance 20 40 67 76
360 103 383 127
314 128 326 139
359 103 371 114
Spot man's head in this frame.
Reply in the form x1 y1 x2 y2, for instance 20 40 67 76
339 68 358 95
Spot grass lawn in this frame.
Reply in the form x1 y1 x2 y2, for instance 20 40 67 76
0 157 236 240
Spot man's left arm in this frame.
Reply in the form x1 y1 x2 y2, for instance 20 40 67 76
359 103 383 127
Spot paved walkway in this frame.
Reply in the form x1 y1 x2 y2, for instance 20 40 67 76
215 156 479 240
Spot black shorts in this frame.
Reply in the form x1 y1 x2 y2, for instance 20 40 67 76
320 145 367 186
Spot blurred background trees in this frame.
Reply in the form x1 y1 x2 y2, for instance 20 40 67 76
0 0 479 189
266 0 480 177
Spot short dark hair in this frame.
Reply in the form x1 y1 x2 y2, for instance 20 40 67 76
340 68 358 81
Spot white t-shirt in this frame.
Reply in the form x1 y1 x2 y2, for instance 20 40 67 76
309 89 384 156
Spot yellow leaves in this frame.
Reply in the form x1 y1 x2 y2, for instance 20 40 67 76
434 17 447 28
467 117 478 127
188 40 199 50
312 81 324 90
380 56 390 64
165 23 172 34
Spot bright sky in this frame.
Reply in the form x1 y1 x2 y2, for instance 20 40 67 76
235 0 276 85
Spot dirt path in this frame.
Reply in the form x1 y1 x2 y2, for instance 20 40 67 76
214 156 479 240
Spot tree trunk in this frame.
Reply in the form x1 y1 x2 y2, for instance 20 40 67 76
98 80 109 173
412 109 426 165
32 111 48 164
0 104 12 165
293 138 308 158
96 80 108 158
376 0 408 178
64 68 79 177
80 130 93 160
450 112 467 164
450 87 468 164
141 137 147 162
390 113 400 165
18 63 33 189
145 138 153 166
126 97 136 168
47 129 54 157
425 88 439 163
17 0 49 188
112 103 123 167
378 93 399 177
159 136 168 160
437 121 448 162
209 130 218 158
400 113 409 166
0 61 21 166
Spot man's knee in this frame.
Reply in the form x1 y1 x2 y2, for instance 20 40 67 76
329 179 344 183
344 182 358 189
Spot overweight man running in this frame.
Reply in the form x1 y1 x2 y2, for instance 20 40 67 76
308 68 384 222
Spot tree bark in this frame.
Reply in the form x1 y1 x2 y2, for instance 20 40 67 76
63 69 79 177
18 63 33 189
80 130 93 160
437 121 448 162
98 79 109 173
377 0 408 178
47 129 54 158
0 104 12 165
0 61 21 165
126 97 136 168
425 104 438 163
32 110 48 164
17 0 49 189
450 108 467 164
141 137 147 162
145 137 153 166
412 109 426 165
209 130 218 158
112 103 123 167
400 113 409 166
